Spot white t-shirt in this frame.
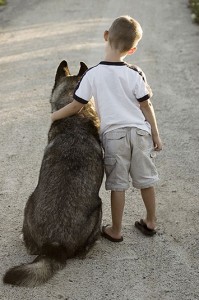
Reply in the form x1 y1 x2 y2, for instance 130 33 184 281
74 61 152 135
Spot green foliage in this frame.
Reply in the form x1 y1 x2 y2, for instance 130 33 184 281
189 0 199 23
0 0 7 5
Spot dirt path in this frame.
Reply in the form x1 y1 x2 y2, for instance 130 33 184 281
0 0 199 299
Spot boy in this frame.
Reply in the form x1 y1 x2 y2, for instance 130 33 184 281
51 16 162 241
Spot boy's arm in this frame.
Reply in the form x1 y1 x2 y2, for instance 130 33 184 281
51 100 85 122
139 99 162 151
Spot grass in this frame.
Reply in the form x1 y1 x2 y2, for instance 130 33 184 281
188 0 199 23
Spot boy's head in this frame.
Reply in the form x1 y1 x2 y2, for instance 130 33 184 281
106 16 143 53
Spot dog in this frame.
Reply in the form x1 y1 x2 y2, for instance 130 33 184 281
3 61 104 287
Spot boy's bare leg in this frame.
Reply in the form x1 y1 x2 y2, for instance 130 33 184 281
104 191 125 239
140 186 156 229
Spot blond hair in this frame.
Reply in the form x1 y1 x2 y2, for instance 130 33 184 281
108 16 143 52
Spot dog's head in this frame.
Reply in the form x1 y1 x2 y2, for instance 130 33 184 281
50 60 88 113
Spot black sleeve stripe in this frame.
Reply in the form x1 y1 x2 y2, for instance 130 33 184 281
126 64 146 82
73 94 88 104
137 94 151 102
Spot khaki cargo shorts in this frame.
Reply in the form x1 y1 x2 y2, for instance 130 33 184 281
102 127 159 191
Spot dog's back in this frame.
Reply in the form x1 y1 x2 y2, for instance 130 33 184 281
25 114 103 256
3 61 104 287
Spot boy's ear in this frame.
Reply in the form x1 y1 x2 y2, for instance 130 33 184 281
128 47 137 55
104 30 109 41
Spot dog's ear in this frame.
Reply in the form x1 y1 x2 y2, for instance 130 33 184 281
77 62 88 77
55 61 71 84
64 63 71 77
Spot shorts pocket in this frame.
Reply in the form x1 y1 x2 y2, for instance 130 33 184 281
136 129 149 136
105 130 127 140
103 129 127 156
104 156 116 177
136 129 153 152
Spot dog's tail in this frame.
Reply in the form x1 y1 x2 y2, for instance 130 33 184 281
3 244 67 287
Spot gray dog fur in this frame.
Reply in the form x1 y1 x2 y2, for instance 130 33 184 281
3 61 104 287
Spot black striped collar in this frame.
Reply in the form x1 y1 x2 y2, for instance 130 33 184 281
99 61 126 66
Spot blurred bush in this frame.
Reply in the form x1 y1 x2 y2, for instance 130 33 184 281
189 0 199 23
0 0 7 5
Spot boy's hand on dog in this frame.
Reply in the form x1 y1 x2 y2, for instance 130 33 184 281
51 112 56 123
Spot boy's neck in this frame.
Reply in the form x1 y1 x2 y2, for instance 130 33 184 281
104 44 127 62
104 54 124 62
